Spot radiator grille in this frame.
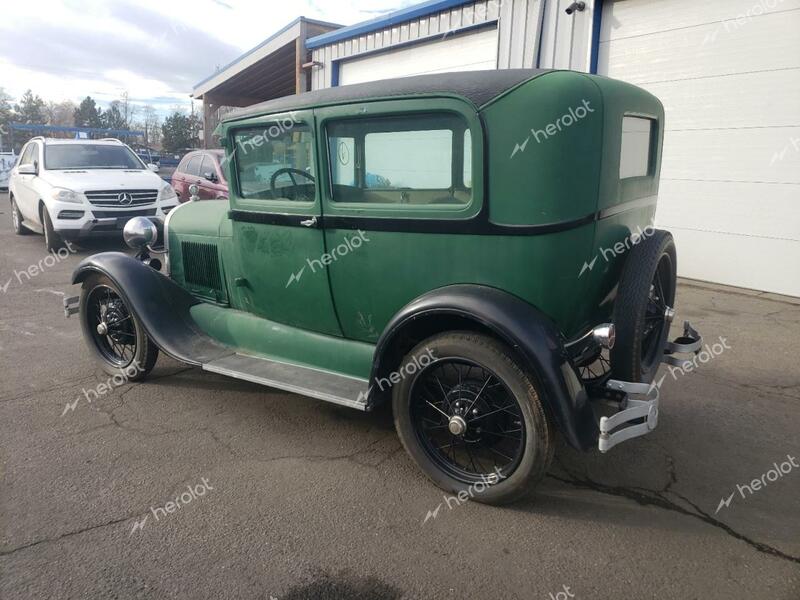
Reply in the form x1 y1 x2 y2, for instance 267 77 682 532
181 241 223 292
85 189 158 207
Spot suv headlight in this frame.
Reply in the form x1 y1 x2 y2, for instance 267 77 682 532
51 188 82 204
158 184 177 203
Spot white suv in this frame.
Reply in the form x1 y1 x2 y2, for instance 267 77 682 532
8 137 178 251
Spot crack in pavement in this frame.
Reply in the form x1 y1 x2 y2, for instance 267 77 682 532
548 456 800 565
0 513 135 558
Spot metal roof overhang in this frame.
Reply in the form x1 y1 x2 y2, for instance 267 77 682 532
192 17 341 106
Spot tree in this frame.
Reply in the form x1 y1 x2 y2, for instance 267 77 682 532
0 88 13 150
102 101 126 130
73 96 103 128
161 111 200 152
119 91 136 129
45 100 77 127
14 89 46 124
141 105 161 148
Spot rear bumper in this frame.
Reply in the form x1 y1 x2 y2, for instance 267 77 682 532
594 321 703 452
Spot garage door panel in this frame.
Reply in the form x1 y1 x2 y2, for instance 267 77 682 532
641 70 800 130
669 228 800 297
656 180 800 241
601 0 800 41
661 128 800 184
599 10 800 83
339 28 498 86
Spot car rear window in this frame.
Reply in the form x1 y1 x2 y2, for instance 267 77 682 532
619 116 654 179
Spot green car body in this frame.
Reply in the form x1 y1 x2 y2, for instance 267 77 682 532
166 70 662 379
71 69 701 502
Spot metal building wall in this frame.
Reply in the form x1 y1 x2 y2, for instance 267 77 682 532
309 0 599 90
310 0 502 90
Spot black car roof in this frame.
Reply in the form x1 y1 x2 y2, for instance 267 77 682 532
222 69 551 122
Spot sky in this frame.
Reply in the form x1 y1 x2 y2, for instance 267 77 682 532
0 0 415 117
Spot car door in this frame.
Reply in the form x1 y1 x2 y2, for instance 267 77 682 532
226 109 341 336
199 154 223 199
172 155 190 201
316 100 484 343
13 142 39 221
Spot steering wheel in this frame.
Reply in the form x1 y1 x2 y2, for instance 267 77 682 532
270 168 315 200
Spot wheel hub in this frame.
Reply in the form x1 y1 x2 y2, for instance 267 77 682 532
448 415 467 435
96 322 108 336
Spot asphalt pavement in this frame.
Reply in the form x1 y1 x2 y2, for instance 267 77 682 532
1 190 798 599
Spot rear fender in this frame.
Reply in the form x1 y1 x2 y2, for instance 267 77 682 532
371 285 598 451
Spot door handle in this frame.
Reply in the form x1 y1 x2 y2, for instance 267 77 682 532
300 216 317 227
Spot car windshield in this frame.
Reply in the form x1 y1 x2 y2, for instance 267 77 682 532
44 144 144 170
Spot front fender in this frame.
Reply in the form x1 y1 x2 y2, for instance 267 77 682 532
72 252 230 365
371 285 598 451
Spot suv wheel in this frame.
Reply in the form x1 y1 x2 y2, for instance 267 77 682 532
42 206 65 253
392 332 554 505
11 197 29 235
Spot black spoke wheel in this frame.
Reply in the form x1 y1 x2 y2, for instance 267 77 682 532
393 332 554 505
79 273 158 379
411 358 526 484
611 229 677 383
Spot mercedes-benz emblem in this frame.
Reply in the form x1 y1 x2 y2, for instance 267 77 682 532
118 192 133 206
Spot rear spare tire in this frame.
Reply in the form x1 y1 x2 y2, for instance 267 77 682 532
610 229 677 383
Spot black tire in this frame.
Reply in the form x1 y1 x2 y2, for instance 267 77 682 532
611 229 677 383
42 205 65 253
80 273 158 380
10 196 30 235
392 332 554 505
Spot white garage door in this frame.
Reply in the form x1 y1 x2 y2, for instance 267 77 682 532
598 0 800 297
339 27 498 86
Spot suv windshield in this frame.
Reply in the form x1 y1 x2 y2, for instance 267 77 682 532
44 144 144 170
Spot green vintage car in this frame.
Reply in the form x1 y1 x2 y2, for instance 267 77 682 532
67 69 701 504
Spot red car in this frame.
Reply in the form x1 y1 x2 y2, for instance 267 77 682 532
172 150 228 202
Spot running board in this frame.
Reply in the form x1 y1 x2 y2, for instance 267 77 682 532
202 353 370 411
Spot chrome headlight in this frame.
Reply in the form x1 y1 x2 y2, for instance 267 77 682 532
158 184 177 203
51 187 82 204
123 217 158 250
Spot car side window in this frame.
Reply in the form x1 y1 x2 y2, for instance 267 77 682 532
185 155 202 177
232 124 316 202
200 155 216 180
326 113 471 206
19 143 36 166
